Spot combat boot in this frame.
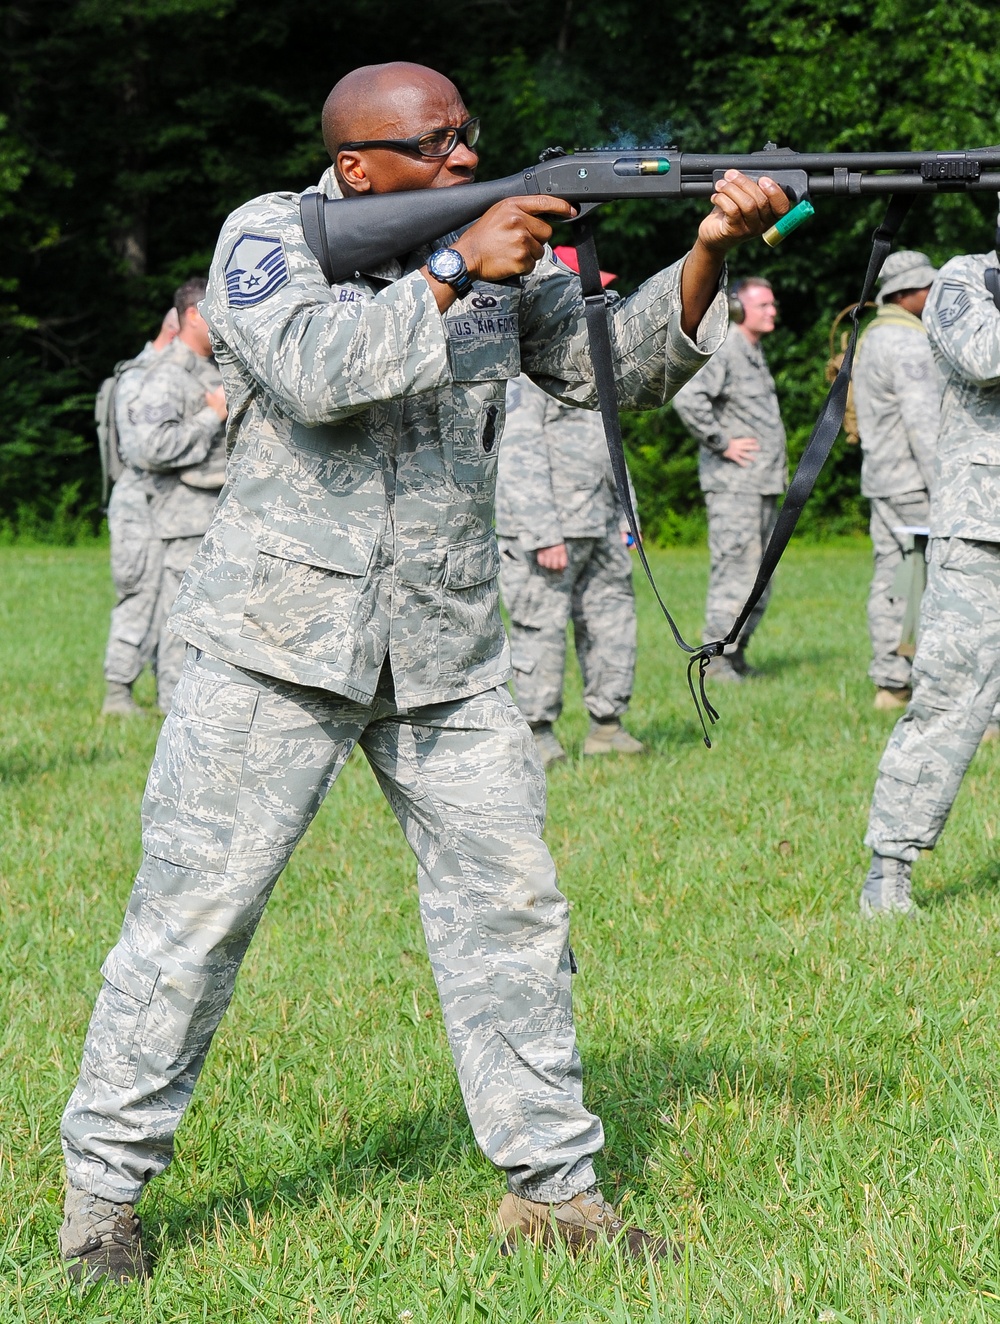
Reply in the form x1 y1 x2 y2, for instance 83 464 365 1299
59 1184 151 1285
101 681 141 716
859 853 918 918
730 647 762 678
873 686 910 712
703 655 743 684
583 718 645 756
498 1188 677 1261
530 723 566 768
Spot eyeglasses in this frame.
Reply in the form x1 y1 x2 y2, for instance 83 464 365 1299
338 117 480 159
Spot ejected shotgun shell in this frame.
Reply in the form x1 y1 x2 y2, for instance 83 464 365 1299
762 199 815 247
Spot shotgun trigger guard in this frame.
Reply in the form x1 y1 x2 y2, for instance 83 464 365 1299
556 201 603 223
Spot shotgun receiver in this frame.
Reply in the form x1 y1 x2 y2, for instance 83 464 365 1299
303 142 1000 282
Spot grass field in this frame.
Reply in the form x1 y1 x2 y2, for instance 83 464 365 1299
4 541 1000 1322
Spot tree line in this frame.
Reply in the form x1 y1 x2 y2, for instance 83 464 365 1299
2 0 999 542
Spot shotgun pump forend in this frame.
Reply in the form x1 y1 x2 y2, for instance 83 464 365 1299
309 142 1000 283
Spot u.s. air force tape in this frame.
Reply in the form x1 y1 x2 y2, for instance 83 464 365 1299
225 233 290 308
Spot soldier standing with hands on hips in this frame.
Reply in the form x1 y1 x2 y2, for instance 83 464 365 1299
57 61 788 1283
672 277 787 681
496 247 644 767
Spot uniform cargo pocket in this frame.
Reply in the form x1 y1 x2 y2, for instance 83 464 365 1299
85 946 160 1089
110 518 150 597
142 672 257 873
240 518 375 661
439 535 503 672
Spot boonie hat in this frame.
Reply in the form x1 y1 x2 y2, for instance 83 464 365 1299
877 250 938 304
553 245 617 287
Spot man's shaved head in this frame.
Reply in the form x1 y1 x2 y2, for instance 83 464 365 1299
322 63 462 158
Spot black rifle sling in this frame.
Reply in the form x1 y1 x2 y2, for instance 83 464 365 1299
985 265 1000 312
570 217 721 739
573 195 913 745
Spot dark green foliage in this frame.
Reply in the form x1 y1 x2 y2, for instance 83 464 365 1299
2 0 1000 539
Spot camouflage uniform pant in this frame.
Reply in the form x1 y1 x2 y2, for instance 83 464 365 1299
103 473 164 686
867 492 930 690
703 492 779 647
866 537 1000 861
61 647 602 1205
498 532 636 726
152 535 204 713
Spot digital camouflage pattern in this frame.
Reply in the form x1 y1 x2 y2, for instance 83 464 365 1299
124 338 227 542
925 253 1000 541
866 492 931 690
853 305 939 500
672 324 786 648
703 492 778 647
61 164 726 1208
103 469 165 686
125 338 227 708
497 375 636 725
866 253 1000 861
495 373 631 548
103 343 163 687
853 304 940 690
866 538 1000 859
168 166 728 711
671 323 787 497
61 648 603 1204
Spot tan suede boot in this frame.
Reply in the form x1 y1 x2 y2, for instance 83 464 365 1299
498 1188 677 1260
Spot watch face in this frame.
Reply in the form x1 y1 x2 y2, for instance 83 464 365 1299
429 248 465 280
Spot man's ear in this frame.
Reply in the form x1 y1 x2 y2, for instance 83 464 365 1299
335 151 371 194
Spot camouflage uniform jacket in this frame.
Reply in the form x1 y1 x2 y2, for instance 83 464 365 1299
853 305 940 499
169 167 728 710
121 337 227 541
111 340 159 503
925 253 1000 541
495 374 633 550
671 323 787 495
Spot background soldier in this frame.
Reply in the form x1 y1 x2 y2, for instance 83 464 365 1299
496 249 643 766
121 277 228 713
56 63 787 1283
672 277 787 680
852 250 940 711
101 308 178 715
861 243 1000 917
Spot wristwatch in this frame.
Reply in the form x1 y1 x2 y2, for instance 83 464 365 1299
426 247 474 299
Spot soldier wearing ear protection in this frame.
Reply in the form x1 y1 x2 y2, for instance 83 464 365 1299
672 277 787 680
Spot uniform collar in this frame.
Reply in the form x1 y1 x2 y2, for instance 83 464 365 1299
874 304 925 331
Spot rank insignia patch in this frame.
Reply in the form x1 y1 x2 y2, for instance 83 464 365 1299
225 233 290 307
937 280 971 329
